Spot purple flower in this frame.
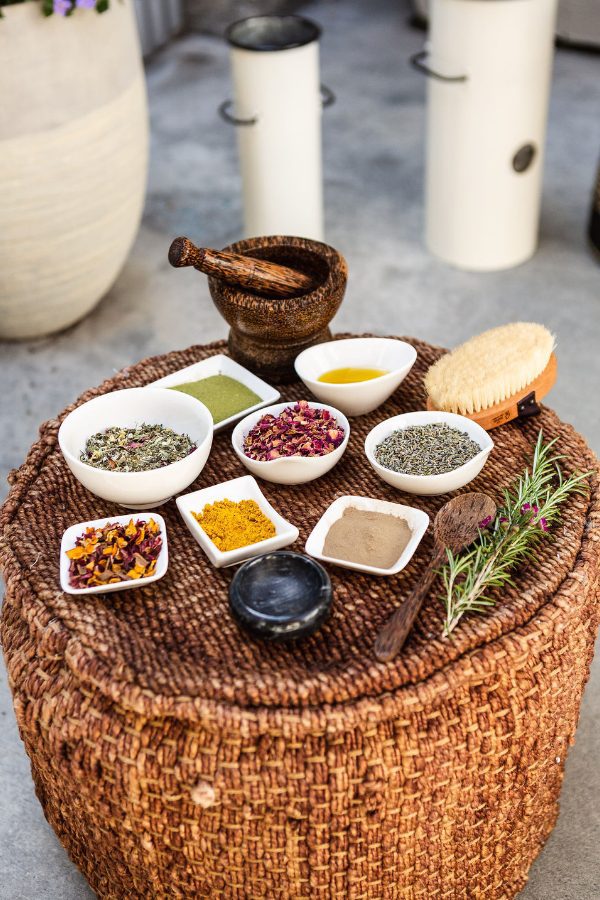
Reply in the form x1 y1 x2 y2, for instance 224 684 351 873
521 502 531 512
76 0 96 7
478 515 493 529
539 517 549 532
54 0 72 13
531 504 539 516
500 516 508 524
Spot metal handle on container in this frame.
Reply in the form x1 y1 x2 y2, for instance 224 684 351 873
321 84 335 108
410 49 467 83
219 83 335 126
218 100 257 126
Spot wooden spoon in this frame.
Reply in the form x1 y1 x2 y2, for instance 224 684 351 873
374 492 497 662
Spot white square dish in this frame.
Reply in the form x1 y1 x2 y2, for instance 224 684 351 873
60 512 168 595
176 475 299 568
150 354 280 432
304 495 429 576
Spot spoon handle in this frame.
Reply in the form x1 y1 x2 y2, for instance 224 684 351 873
374 547 445 662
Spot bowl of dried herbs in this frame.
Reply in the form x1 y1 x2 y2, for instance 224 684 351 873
58 387 213 507
365 411 493 496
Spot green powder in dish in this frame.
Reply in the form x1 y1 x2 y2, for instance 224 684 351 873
170 374 261 424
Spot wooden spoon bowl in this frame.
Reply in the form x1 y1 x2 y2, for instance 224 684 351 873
374 492 497 662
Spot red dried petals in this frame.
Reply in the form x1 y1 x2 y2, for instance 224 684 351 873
243 400 345 462
66 518 162 589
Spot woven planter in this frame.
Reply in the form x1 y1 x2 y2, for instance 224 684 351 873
1 336 599 899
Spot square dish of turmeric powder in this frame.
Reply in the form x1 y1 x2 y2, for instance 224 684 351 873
176 475 299 568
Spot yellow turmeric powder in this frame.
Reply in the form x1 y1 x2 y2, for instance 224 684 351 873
193 499 276 552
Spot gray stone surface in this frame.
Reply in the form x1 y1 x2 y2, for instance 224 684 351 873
1 1 599 897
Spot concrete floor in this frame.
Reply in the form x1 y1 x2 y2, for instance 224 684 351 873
1 1 599 897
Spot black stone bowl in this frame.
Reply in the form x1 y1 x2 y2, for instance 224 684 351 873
229 551 332 642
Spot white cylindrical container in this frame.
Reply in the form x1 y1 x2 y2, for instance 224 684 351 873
222 16 330 240
418 0 558 271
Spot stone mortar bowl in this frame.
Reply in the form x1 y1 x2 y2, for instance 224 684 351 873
208 235 348 382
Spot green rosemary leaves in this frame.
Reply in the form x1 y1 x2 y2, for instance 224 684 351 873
441 431 590 637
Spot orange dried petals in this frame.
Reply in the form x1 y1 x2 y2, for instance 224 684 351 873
66 518 163 590
66 546 87 561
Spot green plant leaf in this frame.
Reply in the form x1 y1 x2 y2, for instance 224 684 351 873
440 429 591 638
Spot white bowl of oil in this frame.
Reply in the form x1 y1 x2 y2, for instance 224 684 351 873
294 337 417 417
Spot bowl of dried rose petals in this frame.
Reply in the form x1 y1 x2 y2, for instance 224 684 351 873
60 513 168 596
231 400 350 485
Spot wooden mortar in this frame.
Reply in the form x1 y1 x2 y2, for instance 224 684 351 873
207 235 348 381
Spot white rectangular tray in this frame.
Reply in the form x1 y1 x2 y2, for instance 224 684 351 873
60 512 168 595
150 354 280 433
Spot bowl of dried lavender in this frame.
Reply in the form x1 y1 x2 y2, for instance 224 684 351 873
365 411 493 496
58 388 214 508
232 399 350 485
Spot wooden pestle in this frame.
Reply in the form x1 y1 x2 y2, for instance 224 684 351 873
168 236 316 298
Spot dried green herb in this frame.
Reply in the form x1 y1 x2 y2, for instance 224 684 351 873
80 423 196 472
375 423 481 476
441 431 590 636
170 375 261 424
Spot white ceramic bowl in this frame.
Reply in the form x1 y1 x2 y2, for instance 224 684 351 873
150 353 280 432
294 337 417 417
365 411 494 496
58 387 214 508
305 494 429 576
231 401 350 485
60 512 168 595
176 475 299 568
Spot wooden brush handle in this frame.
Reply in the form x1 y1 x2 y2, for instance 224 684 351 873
374 546 445 662
168 236 315 298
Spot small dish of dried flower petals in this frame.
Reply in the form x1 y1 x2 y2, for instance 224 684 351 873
60 512 168 595
231 400 350 485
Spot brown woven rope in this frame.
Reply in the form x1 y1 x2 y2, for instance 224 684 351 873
1 335 599 899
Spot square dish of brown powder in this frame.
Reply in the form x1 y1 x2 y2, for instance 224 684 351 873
322 506 411 569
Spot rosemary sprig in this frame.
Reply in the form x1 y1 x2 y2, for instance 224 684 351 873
441 431 590 637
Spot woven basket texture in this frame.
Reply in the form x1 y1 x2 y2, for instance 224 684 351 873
1 335 599 899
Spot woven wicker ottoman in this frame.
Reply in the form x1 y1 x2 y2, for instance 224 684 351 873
1 336 599 900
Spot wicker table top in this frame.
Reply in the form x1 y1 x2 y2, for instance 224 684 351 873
1 336 598 725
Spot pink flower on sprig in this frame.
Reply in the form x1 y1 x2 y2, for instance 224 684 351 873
478 515 493 529
521 501 549 531
53 0 72 14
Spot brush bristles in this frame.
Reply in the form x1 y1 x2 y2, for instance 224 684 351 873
425 323 555 415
